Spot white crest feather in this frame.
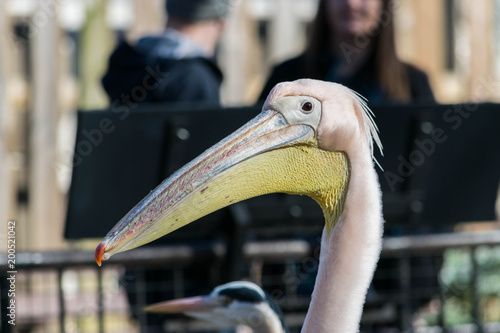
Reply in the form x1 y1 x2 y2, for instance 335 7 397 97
346 89 384 170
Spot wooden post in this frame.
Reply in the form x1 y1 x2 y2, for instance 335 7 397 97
467 0 495 101
269 0 304 64
29 0 64 250
78 0 114 110
0 0 17 238
0 0 9 231
127 0 165 41
395 0 444 91
219 0 261 105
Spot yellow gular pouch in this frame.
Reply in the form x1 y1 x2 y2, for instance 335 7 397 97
175 144 350 236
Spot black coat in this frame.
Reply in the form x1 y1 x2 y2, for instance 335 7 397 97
259 54 435 104
102 40 223 105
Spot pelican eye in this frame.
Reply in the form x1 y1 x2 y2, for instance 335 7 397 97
223 297 233 306
301 101 313 113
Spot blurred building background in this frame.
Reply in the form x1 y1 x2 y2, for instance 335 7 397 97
1 1 500 332
1 0 500 254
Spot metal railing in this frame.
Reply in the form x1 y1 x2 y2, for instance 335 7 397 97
2 231 500 333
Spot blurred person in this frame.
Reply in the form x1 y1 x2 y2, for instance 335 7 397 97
102 0 230 106
260 0 435 104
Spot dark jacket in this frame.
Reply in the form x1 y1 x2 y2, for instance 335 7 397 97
259 54 435 104
102 30 223 105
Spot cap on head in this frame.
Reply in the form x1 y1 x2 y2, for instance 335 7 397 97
166 0 231 22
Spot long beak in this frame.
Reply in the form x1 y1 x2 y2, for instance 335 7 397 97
144 296 222 314
96 105 349 266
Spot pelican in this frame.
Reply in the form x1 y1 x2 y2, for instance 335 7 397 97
96 79 383 332
145 281 289 333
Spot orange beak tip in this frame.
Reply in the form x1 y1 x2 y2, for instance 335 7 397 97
95 242 106 267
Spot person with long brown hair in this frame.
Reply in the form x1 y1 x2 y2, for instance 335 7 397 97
260 0 434 103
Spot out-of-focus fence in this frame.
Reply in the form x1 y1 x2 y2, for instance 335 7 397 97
2 232 500 333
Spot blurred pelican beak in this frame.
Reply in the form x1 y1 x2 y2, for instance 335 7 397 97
96 99 349 266
144 296 223 314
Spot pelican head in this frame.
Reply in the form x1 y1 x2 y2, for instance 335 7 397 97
145 281 288 333
95 79 381 265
